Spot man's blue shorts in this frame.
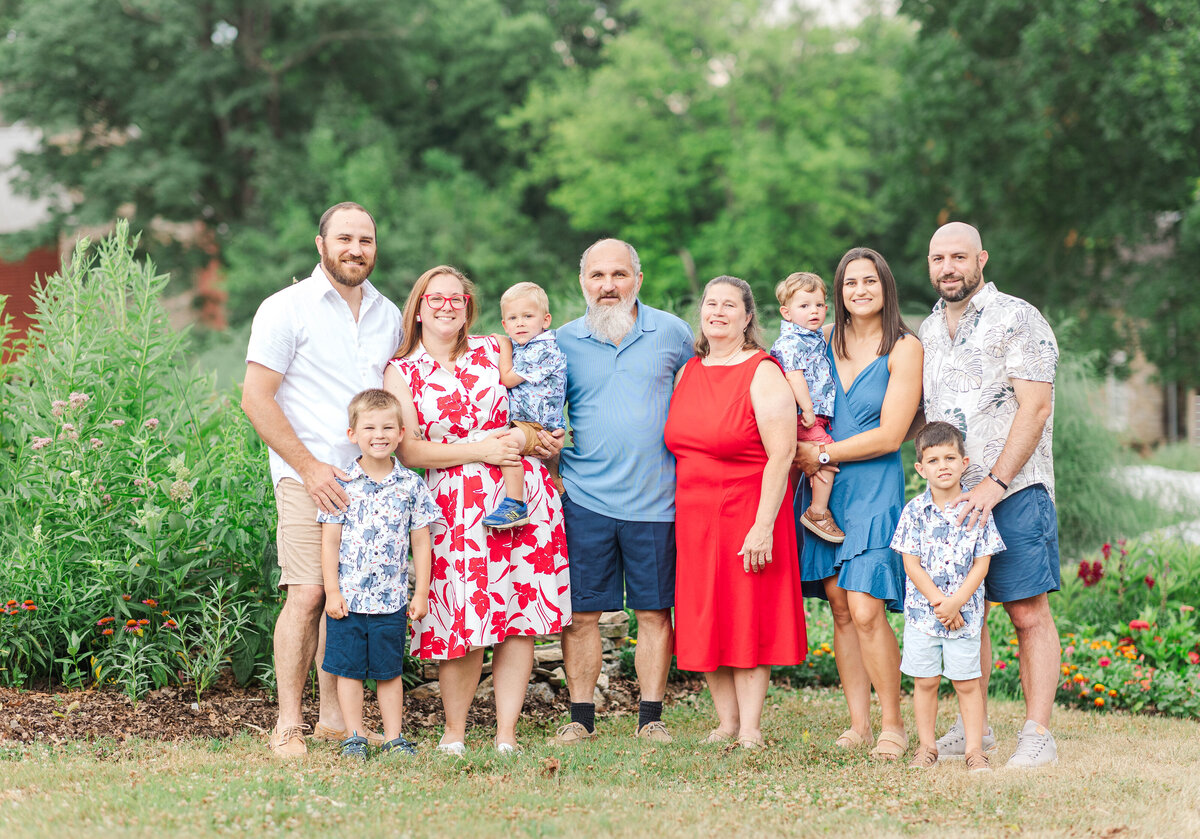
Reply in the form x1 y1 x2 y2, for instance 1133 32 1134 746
985 484 1061 603
322 610 408 681
562 494 675 612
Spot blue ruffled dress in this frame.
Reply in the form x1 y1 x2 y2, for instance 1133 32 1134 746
797 343 906 612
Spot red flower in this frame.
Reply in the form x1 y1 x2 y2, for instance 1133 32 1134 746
121 594 131 601
469 589 490 619
1101 543 1112 560
1188 651 1199 665
1098 657 1111 667
1144 576 1155 589
1128 619 1151 631
1077 560 1103 587
994 660 1007 670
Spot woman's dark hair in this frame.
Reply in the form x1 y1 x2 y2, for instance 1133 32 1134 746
694 275 765 357
830 247 910 360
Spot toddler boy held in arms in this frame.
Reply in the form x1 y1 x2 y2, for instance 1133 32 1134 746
891 421 1005 772
771 271 843 543
484 281 567 528
319 389 441 760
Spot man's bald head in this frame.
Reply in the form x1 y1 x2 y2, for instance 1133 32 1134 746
928 222 987 305
930 221 982 251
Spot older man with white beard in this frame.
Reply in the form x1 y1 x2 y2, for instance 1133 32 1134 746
550 238 694 745
242 202 402 756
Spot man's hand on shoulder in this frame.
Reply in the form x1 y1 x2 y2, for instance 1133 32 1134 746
301 460 351 514
953 478 1004 530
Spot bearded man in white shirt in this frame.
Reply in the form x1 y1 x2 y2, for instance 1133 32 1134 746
920 221 1061 769
242 202 402 757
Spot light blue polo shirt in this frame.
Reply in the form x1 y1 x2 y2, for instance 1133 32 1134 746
558 302 694 522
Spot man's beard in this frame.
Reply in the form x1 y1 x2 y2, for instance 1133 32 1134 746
323 252 374 288
934 265 982 303
585 291 637 345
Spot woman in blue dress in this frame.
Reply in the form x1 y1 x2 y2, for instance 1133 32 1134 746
794 247 923 760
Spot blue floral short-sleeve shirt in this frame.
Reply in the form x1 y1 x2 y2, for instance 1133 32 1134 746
316 458 441 614
890 489 1006 638
510 330 567 429
770 321 836 418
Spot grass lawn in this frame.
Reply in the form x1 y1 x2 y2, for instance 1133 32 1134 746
2 687 1197 838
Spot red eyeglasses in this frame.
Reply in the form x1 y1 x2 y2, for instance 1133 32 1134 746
421 293 470 311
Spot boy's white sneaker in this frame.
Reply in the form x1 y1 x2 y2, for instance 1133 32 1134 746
935 714 997 761
1004 720 1058 769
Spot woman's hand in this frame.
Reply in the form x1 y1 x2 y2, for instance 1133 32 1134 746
532 427 565 460
478 430 521 467
794 441 839 483
737 522 774 573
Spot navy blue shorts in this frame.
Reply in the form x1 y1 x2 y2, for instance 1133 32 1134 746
562 494 675 612
985 484 1061 603
322 610 408 681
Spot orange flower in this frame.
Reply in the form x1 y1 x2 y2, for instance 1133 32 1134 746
1108 689 1117 697
1094 697 1105 707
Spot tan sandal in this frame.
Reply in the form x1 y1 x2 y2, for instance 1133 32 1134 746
834 728 874 750
870 730 909 761
738 737 766 751
702 729 735 745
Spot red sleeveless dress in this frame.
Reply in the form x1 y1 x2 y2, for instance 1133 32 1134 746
665 352 807 671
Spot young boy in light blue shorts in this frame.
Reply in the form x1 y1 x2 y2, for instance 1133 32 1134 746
891 421 1005 772
319 389 441 761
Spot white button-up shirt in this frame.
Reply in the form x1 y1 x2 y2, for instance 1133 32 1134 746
246 265 402 487
919 282 1058 499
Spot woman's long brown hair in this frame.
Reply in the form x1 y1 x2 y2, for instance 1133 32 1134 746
393 265 477 361
830 247 910 361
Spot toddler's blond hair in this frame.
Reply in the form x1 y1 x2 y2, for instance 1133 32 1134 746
500 282 550 315
775 272 826 305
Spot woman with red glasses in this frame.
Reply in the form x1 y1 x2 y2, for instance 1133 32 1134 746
384 265 570 755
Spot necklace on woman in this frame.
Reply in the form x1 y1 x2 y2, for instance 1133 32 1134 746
705 345 747 366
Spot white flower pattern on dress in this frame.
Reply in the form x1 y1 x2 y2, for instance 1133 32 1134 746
770 322 836 418
509 331 567 429
891 490 1006 639
919 282 1058 499
316 458 441 615
390 336 571 660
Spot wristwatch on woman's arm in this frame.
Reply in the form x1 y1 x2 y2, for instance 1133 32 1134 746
818 444 831 465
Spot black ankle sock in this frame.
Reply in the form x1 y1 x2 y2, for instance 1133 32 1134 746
570 702 595 733
638 700 663 730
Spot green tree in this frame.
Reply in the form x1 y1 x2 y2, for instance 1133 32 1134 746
887 0 1200 387
514 0 910 304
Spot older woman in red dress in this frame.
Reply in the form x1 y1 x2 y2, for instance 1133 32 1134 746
665 275 806 749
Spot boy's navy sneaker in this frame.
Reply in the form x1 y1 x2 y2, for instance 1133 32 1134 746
340 734 369 762
381 735 418 756
482 498 530 529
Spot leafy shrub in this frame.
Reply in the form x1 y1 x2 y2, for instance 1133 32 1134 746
0 223 279 697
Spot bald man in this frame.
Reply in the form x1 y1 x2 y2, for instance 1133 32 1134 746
919 222 1062 769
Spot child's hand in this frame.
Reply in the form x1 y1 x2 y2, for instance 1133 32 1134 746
933 597 961 626
945 614 965 632
325 592 349 620
408 593 429 622
800 409 816 429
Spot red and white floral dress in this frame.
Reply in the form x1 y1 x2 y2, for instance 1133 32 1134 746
390 336 571 660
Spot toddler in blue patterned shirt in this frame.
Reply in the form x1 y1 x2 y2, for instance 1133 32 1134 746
319 389 440 761
484 282 567 529
771 272 844 543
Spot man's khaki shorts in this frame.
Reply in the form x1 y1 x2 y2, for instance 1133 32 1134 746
274 477 324 589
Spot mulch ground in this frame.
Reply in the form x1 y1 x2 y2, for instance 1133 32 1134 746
0 674 706 745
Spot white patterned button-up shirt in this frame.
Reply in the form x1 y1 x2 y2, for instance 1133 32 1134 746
770 321 836 418
919 282 1058 499
317 458 441 615
891 490 1006 639
510 331 567 429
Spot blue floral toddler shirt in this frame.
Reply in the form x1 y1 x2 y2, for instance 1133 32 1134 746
510 330 567 429
770 321 836 418
316 458 441 614
890 489 1006 638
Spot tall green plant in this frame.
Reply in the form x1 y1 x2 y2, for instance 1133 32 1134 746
0 222 278 694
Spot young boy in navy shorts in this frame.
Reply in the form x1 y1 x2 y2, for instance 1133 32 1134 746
319 389 441 760
891 422 1005 772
